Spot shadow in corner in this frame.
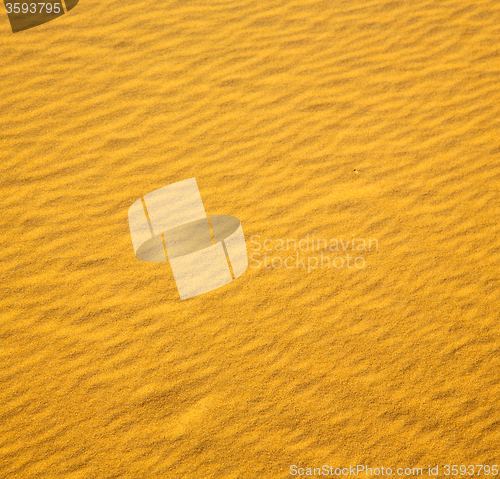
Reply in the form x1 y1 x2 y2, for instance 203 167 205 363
5 0 79 33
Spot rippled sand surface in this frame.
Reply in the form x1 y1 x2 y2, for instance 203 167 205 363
1 0 500 477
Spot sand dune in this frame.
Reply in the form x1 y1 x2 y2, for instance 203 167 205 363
1 0 499 477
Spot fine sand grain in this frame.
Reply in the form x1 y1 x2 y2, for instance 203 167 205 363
1 0 499 477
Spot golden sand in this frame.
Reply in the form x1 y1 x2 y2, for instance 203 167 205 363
1 0 499 477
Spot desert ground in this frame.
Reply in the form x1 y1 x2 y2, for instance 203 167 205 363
1 0 499 477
